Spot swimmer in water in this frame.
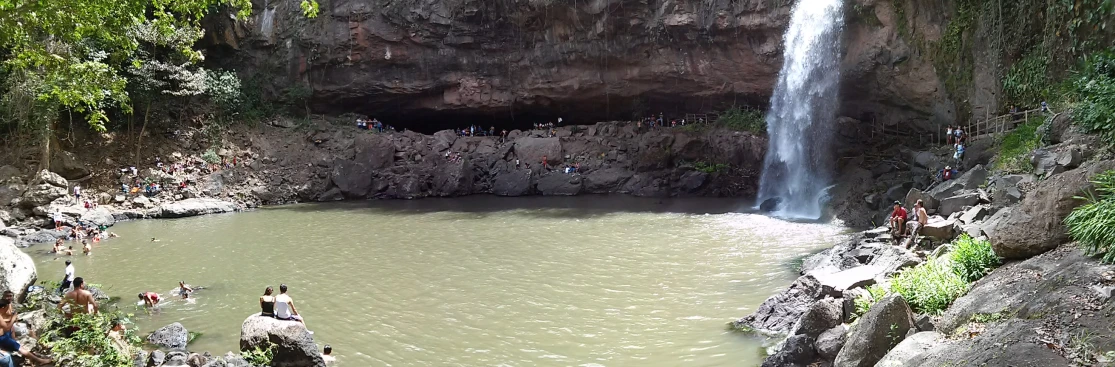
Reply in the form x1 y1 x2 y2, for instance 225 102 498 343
177 281 194 298
150 238 159 242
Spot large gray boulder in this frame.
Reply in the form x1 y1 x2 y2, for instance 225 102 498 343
582 168 631 193
952 165 988 190
329 160 373 198
904 188 938 211
240 314 325 367
833 295 917 367
937 192 980 217
514 137 562 167
80 208 116 227
31 169 67 188
147 322 188 350
50 150 91 180
0 236 36 301
536 173 583 196
789 297 843 337
818 266 882 297
760 334 816 367
156 199 238 218
986 161 1115 259
815 325 848 360
491 170 532 196
733 275 825 335
874 331 944 367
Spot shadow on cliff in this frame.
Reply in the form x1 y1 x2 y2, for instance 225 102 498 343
266 195 759 219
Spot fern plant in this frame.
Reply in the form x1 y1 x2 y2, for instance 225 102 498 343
1066 170 1115 263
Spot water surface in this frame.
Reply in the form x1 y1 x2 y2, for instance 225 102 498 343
33 196 847 366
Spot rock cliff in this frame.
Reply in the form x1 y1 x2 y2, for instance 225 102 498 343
203 0 955 133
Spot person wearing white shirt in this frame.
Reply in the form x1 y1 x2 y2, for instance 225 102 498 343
60 260 75 293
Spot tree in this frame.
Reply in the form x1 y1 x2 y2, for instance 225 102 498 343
0 0 318 169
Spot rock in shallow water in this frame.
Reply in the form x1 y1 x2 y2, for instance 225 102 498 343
147 322 188 350
240 314 324 367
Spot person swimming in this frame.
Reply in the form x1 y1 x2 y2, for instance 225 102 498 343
177 281 194 298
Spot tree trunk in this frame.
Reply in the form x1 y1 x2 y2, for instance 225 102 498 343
134 101 151 167
38 122 53 173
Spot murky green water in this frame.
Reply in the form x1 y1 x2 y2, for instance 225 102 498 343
32 196 846 366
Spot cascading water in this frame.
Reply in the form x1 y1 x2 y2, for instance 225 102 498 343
756 0 845 219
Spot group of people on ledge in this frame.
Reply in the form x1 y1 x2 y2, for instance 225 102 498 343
356 117 394 133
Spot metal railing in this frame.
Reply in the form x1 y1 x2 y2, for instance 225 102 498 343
936 108 1044 145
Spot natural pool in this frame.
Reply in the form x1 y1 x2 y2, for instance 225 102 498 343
33 196 848 366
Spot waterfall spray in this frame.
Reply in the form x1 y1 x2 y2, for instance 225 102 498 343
757 0 845 219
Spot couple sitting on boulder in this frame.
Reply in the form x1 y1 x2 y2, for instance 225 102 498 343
259 284 306 326
889 200 928 246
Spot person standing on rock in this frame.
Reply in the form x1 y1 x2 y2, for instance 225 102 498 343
945 125 954 145
60 260 75 292
61 277 97 316
274 284 305 326
0 298 51 365
52 211 63 230
908 200 929 247
541 156 549 170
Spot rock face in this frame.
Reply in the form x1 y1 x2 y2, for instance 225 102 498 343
240 314 325 367
147 322 189 350
815 325 848 360
0 236 36 301
203 0 957 137
834 295 916 367
760 334 816 367
985 161 1115 259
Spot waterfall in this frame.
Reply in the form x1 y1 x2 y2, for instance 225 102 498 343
260 0 276 39
756 0 845 219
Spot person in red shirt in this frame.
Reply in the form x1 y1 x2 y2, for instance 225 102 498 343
541 155 549 170
889 201 908 238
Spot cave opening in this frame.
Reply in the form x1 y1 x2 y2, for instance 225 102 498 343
326 93 767 135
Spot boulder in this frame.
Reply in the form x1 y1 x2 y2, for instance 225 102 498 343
491 170 532 196
240 314 325 367
937 193 980 217
986 161 1115 259
958 205 988 225
867 246 921 278
156 199 238 218
874 331 944 367
760 334 816 367
79 208 116 227
0 166 19 182
904 189 938 211
1056 147 1082 169
789 297 843 337
911 151 941 170
329 160 373 198
732 275 825 335
582 168 631 193
1031 149 1057 177
920 217 959 240
31 170 67 188
885 183 913 203
536 173 583 196
163 351 188 366
513 138 562 167
815 325 848 360
186 353 209 367
147 350 166 367
952 164 988 190
0 237 36 301
134 350 148 367
21 229 66 244
18 184 67 208
147 322 188 350
818 266 883 297
833 295 917 367
133 196 152 208
676 170 708 192
50 151 91 180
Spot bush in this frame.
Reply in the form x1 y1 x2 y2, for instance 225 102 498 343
201 148 220 164
994 116 1043 173
241 341 276 366
40 310 141 367
852 284 889 320
716 107 766 134
889 256 970 314
1069 50 1115 145
693 161 730 174
1066 170 1115 263
950 234 1002 283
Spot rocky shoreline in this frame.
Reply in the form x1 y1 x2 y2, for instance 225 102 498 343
734 114 1115 366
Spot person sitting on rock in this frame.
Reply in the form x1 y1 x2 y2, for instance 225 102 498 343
260 287 276 317
139 292 161 308
61 277 97 316
889 201 907 238
0 298 51 366
1 292 31 340
274 284 304 325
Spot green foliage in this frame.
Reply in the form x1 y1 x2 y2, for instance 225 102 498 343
1003 50 1054 105
693 161 730 174
716 107 766 134
1066 170 1115 263
889 256 970 315
1068 50 1115 145
852 284 889 320
40 309 141 367
201 148 221 164
950 234 1002 283
241 341 276 366
994 116 1043 173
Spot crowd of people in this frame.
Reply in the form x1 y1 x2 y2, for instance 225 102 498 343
355 118 394 133
636 113 691 129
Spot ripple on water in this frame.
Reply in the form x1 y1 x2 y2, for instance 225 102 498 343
32 197 848 366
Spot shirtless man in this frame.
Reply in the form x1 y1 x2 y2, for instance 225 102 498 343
0 298 50 365
907 200 930 248
60 277 98 317
178 281 194 298
139 292 161 308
